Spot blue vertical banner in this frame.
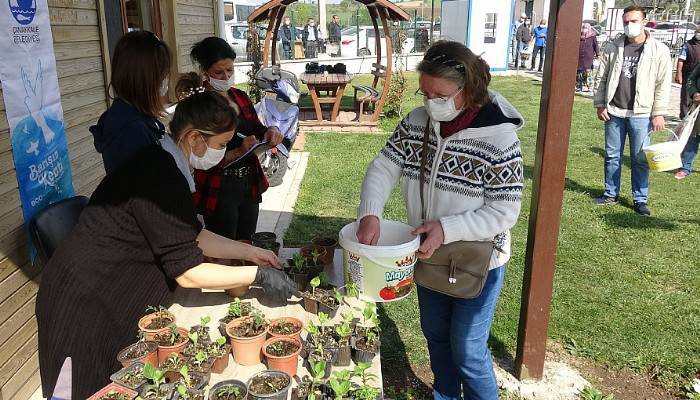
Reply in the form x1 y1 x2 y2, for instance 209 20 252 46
0 0 76 259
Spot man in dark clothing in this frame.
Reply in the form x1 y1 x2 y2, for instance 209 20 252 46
676 26 700 118
280 17 296 60
329 14 342 57
302 18 320 59
515 18 531 68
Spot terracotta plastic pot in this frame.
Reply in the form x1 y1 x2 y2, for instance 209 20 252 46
156 327 189 365
312 237 337 265
88 382 138 400
300 245 328 267
268 317 303 342
117 341 159 368
225 316 268 366
263 337 302 377
138 311 176 340
209 380 248 400
211 345 231 374
164 369 183 384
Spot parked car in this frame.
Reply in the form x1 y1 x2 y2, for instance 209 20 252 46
341 26 414 56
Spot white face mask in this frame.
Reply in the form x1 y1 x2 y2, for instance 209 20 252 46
624 22 643 39
189 134 226 170
159 77 169 97
694 33 700 40
208 74 235 92
423 88 464 122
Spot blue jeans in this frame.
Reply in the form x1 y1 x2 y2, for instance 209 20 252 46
604 115 651 203
680 134 700 174
418 266 506 400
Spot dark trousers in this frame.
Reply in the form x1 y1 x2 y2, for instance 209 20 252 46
203 175 261 241
282 42 292 60
531 45 545 71
680 79 691 118
305 40 317 59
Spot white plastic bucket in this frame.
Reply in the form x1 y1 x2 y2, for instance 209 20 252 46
338 220 420 303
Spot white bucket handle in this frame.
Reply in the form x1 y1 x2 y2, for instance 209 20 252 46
643 128 678 146
358 247 412 270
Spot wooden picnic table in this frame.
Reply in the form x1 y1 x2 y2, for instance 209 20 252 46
299 73 353 122
168 248 383 399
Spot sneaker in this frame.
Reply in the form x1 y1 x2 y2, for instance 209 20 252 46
633 202 651 216
675 170 689 180
593 195 618 205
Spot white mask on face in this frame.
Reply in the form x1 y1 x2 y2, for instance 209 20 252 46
423 88 464 122
189 133 226 170
624 22 643 38
208 74 235 92
159 77 169 97
694 33 700 40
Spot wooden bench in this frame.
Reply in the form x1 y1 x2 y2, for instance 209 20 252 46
353 63 386 121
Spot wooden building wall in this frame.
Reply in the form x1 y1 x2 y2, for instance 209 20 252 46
175 0 218 74
0 0 109 398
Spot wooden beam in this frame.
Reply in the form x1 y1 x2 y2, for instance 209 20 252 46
96 0 112 105
270 5 286 65
262 7 279 67
368 6 381 66
515 0 585 381
372 7 393 122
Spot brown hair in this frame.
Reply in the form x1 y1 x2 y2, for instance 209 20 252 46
109 31 171 118
417 41 491 109
623 5 647 18
169 72 238 142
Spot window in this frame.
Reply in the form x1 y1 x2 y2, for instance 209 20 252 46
484 13 496 43
224 2 234 21
235 5 256 23
121 0 161 36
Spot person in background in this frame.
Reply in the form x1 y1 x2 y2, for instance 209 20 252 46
530 19 548 72
515 17 532 69
281 17 296 60
674 62 700 179
329 14 342 57
302 18 319 59
511 13 526 66
417 26 430 52
577 23 599 92
90 31 173 175
357 41 524 400
676 26 700 118
187 37 283 240
593 5 671 215
37 76 297 400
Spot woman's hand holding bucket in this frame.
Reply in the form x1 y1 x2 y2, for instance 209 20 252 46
412 221 444 259
357 216 381 245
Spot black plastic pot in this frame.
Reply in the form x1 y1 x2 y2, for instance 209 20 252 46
290 271 311 292
333 345 352 367
304 355 333 379
209 379 248 400
110 361 147 392
139 383 175 399
351 346 377 364
318 301 339 319
247 370 293 400
251 232 277 248
190 371 211 390
302 295 319 315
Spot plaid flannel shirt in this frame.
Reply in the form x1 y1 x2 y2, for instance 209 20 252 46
192 87 269 216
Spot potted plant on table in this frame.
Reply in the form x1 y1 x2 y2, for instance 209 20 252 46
328 370 353 400
110 362 147 393
154 324 189 365
352 303 380 364
140 363 176 400
263 336 302 377
87 383 138 400
225 310 269 366
333 315 353 367
189 316 212 344
186 349 214 379
208 336 231 374
285 253 312 291
160 352 187 384
175 366 206 400
209 380 248 400
218 297 254 338
294 360 329 400
312 237 338 265
139 305 176 340
268 316 303 342
318 288 342 318
351 363 381 400
300 245 327 275
117 336 159 368
247 369 293 400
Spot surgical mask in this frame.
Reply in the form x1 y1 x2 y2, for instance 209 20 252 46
624 22 642 38
208 74 235 92
694 33 700 40
189 134 226 170
423 88 464 122
159 77 169 97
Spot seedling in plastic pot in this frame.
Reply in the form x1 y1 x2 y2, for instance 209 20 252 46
311 248 322 266
333 288 343 305
200 316 211 327
353 362 377 386
318 312 329 335
363 303 377 327
292 253 306 273
188 332 199 348
345 282 360 299
310 276 321 297
329 370 352 400
335 322 352 345
252 310 266 331
228 298 243 318
142 362 166 392
192 350 207 367
319 272 330 287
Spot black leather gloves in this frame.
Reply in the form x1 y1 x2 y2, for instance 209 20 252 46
253 267 299 302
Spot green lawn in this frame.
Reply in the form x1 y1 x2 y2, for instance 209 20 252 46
284 73 700 392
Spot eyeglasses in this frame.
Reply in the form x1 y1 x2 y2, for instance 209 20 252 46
415 86 463 103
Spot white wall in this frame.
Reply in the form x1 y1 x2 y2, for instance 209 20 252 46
441 0 469 44
467 0 513 70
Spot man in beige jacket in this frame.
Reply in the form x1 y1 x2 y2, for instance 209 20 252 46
593 5 671 216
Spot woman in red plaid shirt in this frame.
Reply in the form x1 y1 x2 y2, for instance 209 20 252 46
184 37 284 240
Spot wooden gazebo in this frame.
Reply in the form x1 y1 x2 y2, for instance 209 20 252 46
247 0 410 125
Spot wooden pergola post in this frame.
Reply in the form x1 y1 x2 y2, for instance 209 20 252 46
514 0 585 380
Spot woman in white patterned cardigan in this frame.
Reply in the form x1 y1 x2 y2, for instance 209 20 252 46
356 41 525 400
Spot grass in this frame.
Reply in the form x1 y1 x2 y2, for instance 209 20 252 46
284 73 700 391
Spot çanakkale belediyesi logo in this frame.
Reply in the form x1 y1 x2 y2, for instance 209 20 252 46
9 0 36 25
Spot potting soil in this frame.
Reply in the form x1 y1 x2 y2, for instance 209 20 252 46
266 340 300 357
269 321 301 335
97 392 132 400
121 342 155 359
230 318 267 338
211 384 246 400
249 375 291 395
145 315 173 330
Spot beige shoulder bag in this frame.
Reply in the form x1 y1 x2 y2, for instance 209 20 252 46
413 120 494 299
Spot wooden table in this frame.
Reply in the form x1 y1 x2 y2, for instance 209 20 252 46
168 249 382 399
299 73 353 122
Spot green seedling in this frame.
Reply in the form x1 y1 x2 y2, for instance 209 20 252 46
365 329 378 348
192 350 207 367
305 323 320 343
176 384 191 400
341 312 354 324
228 298 243 318
307 359 328 400
318 312 329 335
353 385 381 400
345 282 360 299
179 365 192 387
188 331 199 347
199 315 211 327
353 362 378 386
292 253 306 273
319 271 330 287
335 321 352 345
165 324 181 345
329 370 352 400
311 248 322 265
216 385 242 399
333 288 343 305
142 362 166 388
252 310 266 331
310 276 321 297
363 303 376 326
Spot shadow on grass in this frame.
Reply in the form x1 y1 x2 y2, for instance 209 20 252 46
600 212 679 230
